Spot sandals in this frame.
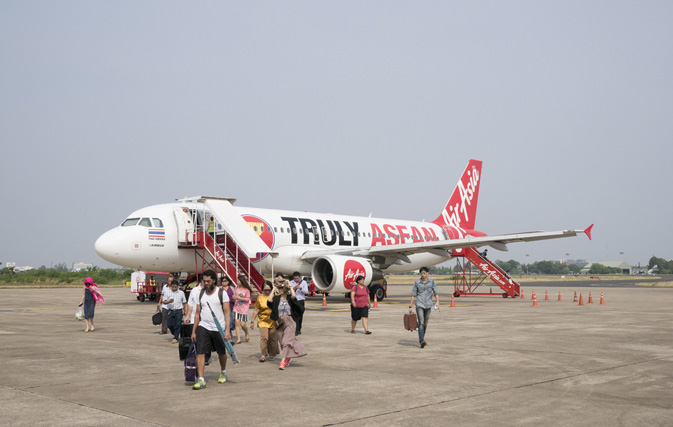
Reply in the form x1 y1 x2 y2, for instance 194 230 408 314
245 335 250 343
234 340 242 344
351 330 355 334
259 356 266 363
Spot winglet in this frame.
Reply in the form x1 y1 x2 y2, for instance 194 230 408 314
584 224 594 240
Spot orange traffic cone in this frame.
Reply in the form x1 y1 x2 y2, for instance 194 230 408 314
322 293 327 307
600 292 605 305
558 291 562 302
588 292 593 303
521 289 525 300
450 295 456 307
578 293 584 306
532 295 538 307
573 291 578 302
545 290 549 301
373 295 379 308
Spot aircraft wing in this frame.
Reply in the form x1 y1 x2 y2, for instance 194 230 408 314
300 225 593 262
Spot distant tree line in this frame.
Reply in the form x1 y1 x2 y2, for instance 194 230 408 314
0 265 131 284
649 256 673 274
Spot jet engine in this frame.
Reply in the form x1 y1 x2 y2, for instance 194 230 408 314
311 255 383 293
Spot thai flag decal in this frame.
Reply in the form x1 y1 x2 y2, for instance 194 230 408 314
149 229 165 240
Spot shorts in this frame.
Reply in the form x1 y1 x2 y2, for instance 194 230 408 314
235 312 248 323
351 305 369 321
195 325 227 356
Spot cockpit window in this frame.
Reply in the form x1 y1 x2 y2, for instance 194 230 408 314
139 218 152 227
152 218 164 227
122 218 140 227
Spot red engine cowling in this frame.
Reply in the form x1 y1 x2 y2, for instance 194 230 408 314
311 255 382 293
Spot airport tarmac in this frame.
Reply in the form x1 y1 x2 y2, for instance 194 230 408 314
1 284 672 426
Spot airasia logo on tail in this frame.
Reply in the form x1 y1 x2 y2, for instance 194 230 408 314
343 259 366 290
434 159 482 232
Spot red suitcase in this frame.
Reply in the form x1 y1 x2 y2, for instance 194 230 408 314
404 313 417 331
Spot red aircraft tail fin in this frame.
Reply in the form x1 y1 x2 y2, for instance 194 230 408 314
432 159 483 231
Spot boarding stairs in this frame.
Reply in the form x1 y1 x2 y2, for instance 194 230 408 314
177 197 271 294
452 247 520 298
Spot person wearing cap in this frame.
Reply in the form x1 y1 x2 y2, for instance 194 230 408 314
408 267 439 348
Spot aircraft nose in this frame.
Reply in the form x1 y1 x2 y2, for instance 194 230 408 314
94 229 120 263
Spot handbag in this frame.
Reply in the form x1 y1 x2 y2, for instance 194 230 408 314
274 317 285 328
152 308 163 325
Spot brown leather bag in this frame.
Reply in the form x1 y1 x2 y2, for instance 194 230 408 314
403 313 417 331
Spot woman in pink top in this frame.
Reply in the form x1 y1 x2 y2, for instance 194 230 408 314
350 275 372 334
232 275 252 344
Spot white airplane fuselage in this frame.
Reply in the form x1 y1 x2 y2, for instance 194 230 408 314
94 203 451 275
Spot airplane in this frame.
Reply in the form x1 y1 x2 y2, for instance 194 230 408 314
94 159 592 299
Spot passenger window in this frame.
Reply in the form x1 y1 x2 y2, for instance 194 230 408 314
139 218 152 227
152 218 164 227
122 218 140 227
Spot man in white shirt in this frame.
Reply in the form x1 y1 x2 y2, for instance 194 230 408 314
290 272 308 335
183 276 211 364
190 269 232 390
163 281 187 343
156 275 174 334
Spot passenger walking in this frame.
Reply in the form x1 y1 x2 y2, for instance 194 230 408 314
250 280 279 362
220 276 236 333
190 269 231 390
290 272 309 335
232 275 251 344
164 281 187 343
267 276 307 370
157 275 175 334
184 275 211 365
350 275 372 334
408 267 439 348
79 277 104 332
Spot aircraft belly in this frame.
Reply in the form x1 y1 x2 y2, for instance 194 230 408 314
382 253 450 274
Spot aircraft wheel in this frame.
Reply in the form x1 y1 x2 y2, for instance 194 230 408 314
370 285 385 302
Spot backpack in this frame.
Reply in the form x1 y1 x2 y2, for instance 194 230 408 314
184 341 197 382
199 287 224 306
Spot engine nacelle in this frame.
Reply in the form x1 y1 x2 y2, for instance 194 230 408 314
311 255 383 293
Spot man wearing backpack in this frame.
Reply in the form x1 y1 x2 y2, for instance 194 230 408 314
190 269 232 390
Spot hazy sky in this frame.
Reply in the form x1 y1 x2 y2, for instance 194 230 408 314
2 1 672 270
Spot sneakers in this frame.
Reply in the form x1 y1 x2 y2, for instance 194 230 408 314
192 379 206 390
365 331 372 335
218 372 227 383
171 339 178 344
279 362 286 370
421 341 427 348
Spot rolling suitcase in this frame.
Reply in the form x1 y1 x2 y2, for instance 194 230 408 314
184 341 197 382
179 324 194 360
404 313 417 331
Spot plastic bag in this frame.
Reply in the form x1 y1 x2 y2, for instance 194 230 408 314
75 306 85 321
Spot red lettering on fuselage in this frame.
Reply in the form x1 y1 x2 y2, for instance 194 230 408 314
383 224 398 245
370 223 439 246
